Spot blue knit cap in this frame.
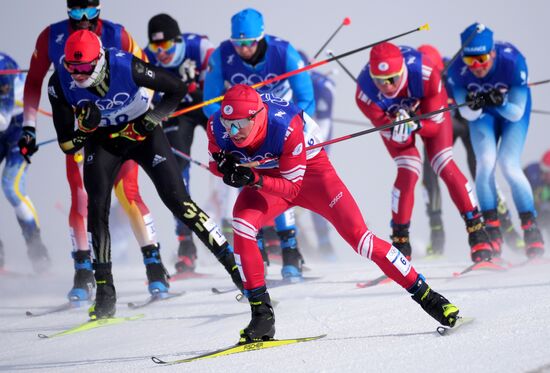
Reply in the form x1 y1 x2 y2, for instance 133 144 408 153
461 22 494 56
231 8 264 39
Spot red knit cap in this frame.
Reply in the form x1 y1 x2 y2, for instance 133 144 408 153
221 84 263 119
369 42 404 76
542 150 550 173
64 30 102 63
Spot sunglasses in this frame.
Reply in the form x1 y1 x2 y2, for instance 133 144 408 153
67 6 100 21
148 40 176 54
230 36 263 48
63 59 98 75
462 53 491 67
370 64 405 86
221 106 264 135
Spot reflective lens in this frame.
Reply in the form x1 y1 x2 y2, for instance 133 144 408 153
63 59 97 75
67 6 100 21
230 36 262 48
148 40 176 54
462 53 491 67
220 106 264 133
370 65 405 86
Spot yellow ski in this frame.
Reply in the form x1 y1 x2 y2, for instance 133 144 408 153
38 314 144 339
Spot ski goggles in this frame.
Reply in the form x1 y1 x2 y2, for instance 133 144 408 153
148 39 176 54
221 106 264 134
462 53 492 67
230 35 263 48
67 6 100 21
63 59 98 75
370 66 405 86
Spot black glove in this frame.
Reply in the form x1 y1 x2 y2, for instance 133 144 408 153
466 91 486 110
134 113 160 136
212 150 241 175
222 166 259 188
18 126 38 163
485 89 506 107
75 102 101 133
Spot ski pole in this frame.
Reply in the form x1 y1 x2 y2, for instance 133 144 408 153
532 109 550 115
171 148 209 170
0 68 54 75
327 50 357 82
528 79 550 87
241 100 474 168
441 24 485 78
169 24 430 119
15 100 52 117
313 17 351 60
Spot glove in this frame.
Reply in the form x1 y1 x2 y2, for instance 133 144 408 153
212 150 241 175
485 89 506 107
466 91 486 110
134 113 160 136
391 109 419 144
75 102 102 133
18 126 38 163
222 166 259 188
178 58 197 83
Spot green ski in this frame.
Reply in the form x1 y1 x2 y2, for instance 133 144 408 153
151 334 327 365
38 314 144 339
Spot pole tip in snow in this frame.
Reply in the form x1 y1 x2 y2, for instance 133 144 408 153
419 23 430 31
343 17 351 26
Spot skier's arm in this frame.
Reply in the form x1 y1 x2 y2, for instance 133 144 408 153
198 37 215 85
23 27 52 128
495 56 529 122
131 57 187 123
121 28 148 61
206 117 224 177
355 86 389 126
417 68 449 137
203 48 224 118
286 45 315 116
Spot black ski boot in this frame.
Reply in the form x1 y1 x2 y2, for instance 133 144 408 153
89 263 116 320
142 244 170 296
520 212 545 258
217 248 243 291
463 210 492 262
67 250 95 302
390 222 412 259
174 238 197 273
409 275 459 327
240 287 275 343
426 213 445 256
483 210 503 258
26 232 51 274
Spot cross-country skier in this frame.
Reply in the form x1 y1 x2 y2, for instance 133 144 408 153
203 8 315 280
0 52 50 273
446 23 544 259
355 42 493 263
208 84 460 342
47 30 241 319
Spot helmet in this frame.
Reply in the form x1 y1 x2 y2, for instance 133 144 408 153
148 13 181 43
461 22 493 56
417 44 445 72
64 30 106 88
369 42 404 77
231 8 264 40
541 150 550 173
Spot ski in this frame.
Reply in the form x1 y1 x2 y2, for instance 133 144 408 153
151 334 327 365
37 314 145 339
356 274 392 288
452 261 507 277
212 287 238 295
168 272 211 282
127 292 185 309
26 301 88 317
436 317 474 336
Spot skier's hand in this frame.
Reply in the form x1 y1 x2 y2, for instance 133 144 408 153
222 165 260 188
179 58 197 83
212 150 241 175
485 89 506 107
75 102 101 133
17 126 38 163
391 109 419 144
466 91 486 110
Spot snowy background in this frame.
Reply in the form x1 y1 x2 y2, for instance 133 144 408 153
1 1 549 372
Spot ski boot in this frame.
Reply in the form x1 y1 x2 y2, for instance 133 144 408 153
409 274 459 327
520 212 545 258
174 238 197 273
217 246 243 291
483 210 503 258
240 286 275 343
390 222 412 259
67 250 95 303
426 213 445 256
142 244 170 296
281 249 304 281
89 263 116 320
26 233 51 274
463 210 492 262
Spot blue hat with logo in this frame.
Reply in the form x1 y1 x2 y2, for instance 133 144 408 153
461 22 494 56
231 8 264 39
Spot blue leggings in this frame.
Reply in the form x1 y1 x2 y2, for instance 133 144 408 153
469 110 535 214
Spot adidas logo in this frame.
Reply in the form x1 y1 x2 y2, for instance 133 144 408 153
152 154 166 167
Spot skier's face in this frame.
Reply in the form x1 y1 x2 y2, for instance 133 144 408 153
464 51 495 78
68 6 100 31
148 39 177 65
373 73 404 97
234 44 259 60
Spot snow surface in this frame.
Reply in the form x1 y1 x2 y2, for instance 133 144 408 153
1 251 550 373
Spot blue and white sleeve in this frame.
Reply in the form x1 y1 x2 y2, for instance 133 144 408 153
495 56 529 122
203 48 225 118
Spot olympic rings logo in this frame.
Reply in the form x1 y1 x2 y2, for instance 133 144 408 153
76 92 131 111
229 73 281 91
466 82 508 93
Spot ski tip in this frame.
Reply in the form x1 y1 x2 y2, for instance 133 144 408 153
25 311 34 317
151 356 167 364
127 303 137 309
37 333 49 339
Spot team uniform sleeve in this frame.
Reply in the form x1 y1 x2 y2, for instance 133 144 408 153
121 28 148 61
286 44 315 117
203 48 225 118
23 27 52 128
206 116 224 177
355 85 388 126
447 68 482 121
416 63 449 137
259 115 306 199
131 57 187 123
198 37 215 85
495 56 529 122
